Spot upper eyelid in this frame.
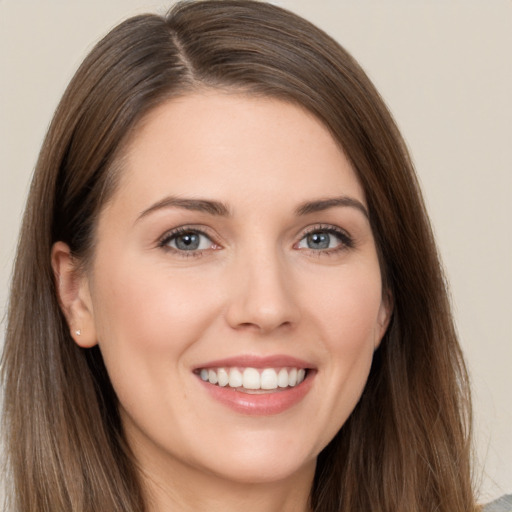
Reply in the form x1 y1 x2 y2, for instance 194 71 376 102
159 225 217 244
298 223 352 239
301 223 346 233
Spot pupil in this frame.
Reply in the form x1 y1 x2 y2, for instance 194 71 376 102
308 232 330 249
176 233 200 250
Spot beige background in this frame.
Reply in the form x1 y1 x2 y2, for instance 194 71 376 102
1 0 510 502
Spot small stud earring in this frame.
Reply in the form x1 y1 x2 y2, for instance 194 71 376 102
75 329 81 336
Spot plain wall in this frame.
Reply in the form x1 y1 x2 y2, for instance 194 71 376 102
1 0 510 503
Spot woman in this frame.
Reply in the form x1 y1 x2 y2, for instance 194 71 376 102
1 1 478 510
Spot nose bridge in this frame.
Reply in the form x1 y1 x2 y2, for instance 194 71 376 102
225 239 299 333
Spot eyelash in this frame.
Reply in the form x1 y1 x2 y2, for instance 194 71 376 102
158 226 218 258
157 224 354 258
297 225 354 255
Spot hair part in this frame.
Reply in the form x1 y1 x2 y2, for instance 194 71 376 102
2 1 475 511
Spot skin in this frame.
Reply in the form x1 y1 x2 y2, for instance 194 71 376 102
53 91 391 512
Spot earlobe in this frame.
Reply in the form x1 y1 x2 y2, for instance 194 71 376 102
51 241 98 348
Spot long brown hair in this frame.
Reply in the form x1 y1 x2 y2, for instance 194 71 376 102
2 1 475 510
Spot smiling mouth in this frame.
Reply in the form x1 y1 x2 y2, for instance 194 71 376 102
196 367 308 393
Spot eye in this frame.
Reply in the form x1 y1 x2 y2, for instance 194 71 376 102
161 228 216 252
296 227 352 252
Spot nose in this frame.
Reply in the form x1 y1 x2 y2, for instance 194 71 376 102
224 248 300 334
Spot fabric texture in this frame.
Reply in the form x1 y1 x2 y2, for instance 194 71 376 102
484 495 512 512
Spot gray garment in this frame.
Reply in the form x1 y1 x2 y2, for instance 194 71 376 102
484 495 512 512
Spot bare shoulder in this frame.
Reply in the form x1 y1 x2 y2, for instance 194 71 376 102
483 495 512 512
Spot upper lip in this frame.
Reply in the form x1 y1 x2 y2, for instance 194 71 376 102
194 354 316 370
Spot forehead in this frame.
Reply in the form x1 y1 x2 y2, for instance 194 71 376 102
110 90 366 215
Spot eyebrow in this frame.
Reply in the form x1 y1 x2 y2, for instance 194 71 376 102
136 194 368 222
295 196 369 219
137 196 231 222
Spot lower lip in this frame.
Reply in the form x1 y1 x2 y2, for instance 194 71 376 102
197 372 315 415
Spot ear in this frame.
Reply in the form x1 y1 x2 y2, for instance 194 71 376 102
375 288 393 350
51 241 98 348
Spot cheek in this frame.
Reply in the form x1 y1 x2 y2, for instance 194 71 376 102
92 257 219 350
88 256 225 427
304 264 383 432
311 264 384 350
88 256 225 414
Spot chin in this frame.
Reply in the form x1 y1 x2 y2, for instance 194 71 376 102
194 435 318 485
208 456 315 485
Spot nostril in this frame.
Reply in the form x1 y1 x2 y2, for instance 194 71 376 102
233 315 294 332
224 265 301 332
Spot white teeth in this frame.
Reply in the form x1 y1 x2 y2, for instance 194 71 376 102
260 368 278 390
243 368 260 389
288 368 297 386
228 368 243 388
217 368 229 387
208 369 218 385
199 366 307 390
277 368 289 388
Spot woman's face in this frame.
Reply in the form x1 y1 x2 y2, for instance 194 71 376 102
76 91 390 486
